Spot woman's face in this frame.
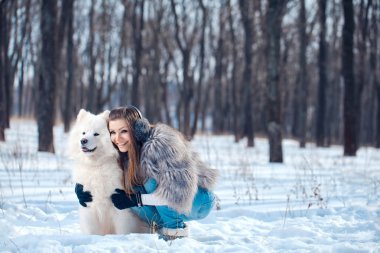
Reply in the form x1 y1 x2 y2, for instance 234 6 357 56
108 119 132 153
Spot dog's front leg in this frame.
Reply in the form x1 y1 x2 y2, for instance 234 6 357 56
79 207 103 235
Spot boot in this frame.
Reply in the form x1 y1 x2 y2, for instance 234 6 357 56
158 224 189 241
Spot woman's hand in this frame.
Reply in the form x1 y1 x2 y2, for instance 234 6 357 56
111 189 143 209
75 183 93 207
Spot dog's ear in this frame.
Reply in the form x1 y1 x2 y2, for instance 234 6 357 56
77 109 88 121
99 110 110 121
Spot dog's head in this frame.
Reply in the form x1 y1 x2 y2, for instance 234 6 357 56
68 109 117 162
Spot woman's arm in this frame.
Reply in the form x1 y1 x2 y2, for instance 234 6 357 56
141 192 169 206
111 189 169 209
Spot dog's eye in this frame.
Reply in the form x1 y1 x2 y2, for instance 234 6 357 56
94 133 99 136
82 132 85 135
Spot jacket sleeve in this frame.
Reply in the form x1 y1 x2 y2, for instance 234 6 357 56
140 124 198 214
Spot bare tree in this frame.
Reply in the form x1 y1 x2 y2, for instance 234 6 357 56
0 0 8 141
316 0 328 147
297 0 308 147
17 0 31 117
145 1 165 123
170 0 198 138
227 0 240 142
266 0 287 162
86 0 96 112
371 1 380 148
63 0 75 133
239 0 255 147
117 0 130 106
95 0 115 112
190 0 207 138
342 0 356 156
357 0 371 145
131 0 145 107
213 2 227 134
159 23 175 126
326 0 343 145
3 0 380 161
37 0 57 153
56 0 70 121
0 0 30 140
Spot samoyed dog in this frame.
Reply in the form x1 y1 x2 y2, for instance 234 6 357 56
68 109 149 235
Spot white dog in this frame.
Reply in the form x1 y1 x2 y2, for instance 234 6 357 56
68 109 149 235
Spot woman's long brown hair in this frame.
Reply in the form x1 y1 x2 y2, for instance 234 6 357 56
108 106 143 193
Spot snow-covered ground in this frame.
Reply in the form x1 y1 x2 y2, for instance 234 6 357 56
0 120 379 252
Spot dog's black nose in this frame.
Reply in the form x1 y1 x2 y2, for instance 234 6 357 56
80 138 88 145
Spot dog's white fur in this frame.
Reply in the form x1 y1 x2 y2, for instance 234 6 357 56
68 109 149 235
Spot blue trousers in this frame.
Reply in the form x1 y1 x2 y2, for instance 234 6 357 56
131 178 215 229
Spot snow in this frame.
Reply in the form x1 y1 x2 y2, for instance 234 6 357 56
0 120 379 252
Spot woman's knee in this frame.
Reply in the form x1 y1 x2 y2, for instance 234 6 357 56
192 188 215 219
199 193 215 218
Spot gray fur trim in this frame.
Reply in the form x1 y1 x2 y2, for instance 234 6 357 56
192 151 219 190
140 123 218 214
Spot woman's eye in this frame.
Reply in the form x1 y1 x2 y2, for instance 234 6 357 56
121 129 128 133
94 133 99 136
109 131 115 135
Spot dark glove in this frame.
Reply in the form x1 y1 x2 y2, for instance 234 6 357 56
75 183 93 207
111 189 143 210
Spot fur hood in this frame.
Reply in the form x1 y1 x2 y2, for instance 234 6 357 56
139 123 218 214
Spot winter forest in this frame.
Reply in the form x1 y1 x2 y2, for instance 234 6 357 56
0 0 379 161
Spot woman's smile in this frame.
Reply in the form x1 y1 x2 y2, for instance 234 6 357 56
108 119 132 153
116 142 128 149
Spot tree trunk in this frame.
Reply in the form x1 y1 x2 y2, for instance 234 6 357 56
170 0 196 139
342 0 356 156
213 5 225 134
17 59 24 117
316 0 328 147
182 49 192 138
37 0 57 153
131 0 145 107
160 58 172 126
0 0 18 139
95 0 108 112
227 0 240 142
377 86 380 148
0 0 7 141
371 1 380 148
63 0 74 133
3 1 12 129
57 0 70 121
86 0 96 112
239 0 255 147
191 0 207 138
118 0 129 106
145 2 163 123
16 0 31 117
357 0 371 145
328 0 343 145
266 0 286 163
298 0 308 148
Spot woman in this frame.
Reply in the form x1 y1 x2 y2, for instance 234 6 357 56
76 106 218 240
